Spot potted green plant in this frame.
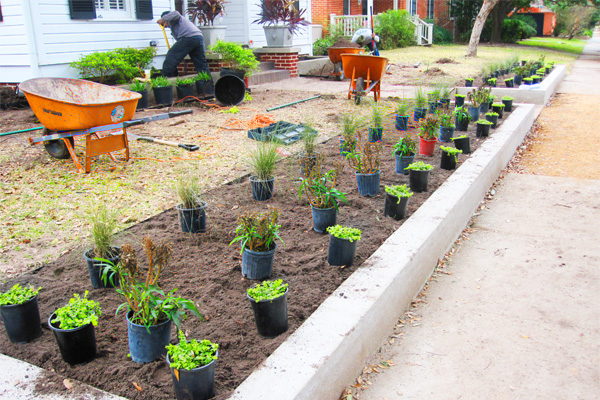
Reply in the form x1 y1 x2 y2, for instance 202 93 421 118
407 161 434 192
48 291 100 365
253 0 310 47
383 184 413 221
346 130 381 197
465 77 474 87
523 77 533 85
187 0 227 47
209 40 260 78
299 124 319 176
451 134 470 154
531 74 541 84
101 239 204 363
512 65 527 85
438 110 455 143
230 209 283 280
175 173 207 234
151 76 173 105
0 284 42 343
83 202 120 289
369 103 384 142
299 165 348 233
417 115 439 156
129 80 148 110
193 71 214 98
392 136 417 175
485 111 499 128
175 77 195 101
247 279 289 337
165 331 219 400
476 119 493 137
248 142 280 201
504 77 514 88
492 102 505 118
339 113 361 156
501 96 514 112
466 86 489 121
427 89 440 114
326 225 361 267
454 93 466 107
453 105 471 132
394 98 411 131
438 83 452 109
487 77 497 87
413 86 428 122
440 146 462 170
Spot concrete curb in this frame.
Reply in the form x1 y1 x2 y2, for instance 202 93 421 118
230 103 536 400
456 65 566 104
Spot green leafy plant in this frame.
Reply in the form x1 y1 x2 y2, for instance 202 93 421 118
523 77 533 82
220 106 240 114
427 89 440 104
326 225 361 242
502 96 514 101
0 284 41 306
455 94 466 99
476 119 493 125
374 9 415 49
151 76 172 88
392 136 417 156
210 40 260 77
166 330 218 370
230 209 283 254
467 86 490 108
437 81 451 99
101 238 204 330
531 75 540 79
51 291 101 330
384 184 413 203
340 113 363 152
451 135 467 140
299 165 347 211
504 77 514 82
174 173 204 209
345 129 381 174
301 127 317 156
85 201 119 259
438 110 455 128
129 80 147 92
453 106 471 124
406 161 434 171
195 71 212 81
487 78 497 85
465 78 474 82
371 104 384 129
492 103 505 109
485 112 499 117
248 142 280 181
176 77 195 86
247 279 288 302
70 47 156 83
418 115 439 140
440 145 463 162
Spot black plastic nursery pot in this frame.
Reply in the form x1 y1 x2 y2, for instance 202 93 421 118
439 126 454 143
84 247 120 289
247 289 288 338
153 86 173 105
505 79 514 88
492 105 504 118
455 116 469 132
440 150 457 170
486 114 498 128
220 68 245 80
395 115 409 131
455 96 465 107
476 123 491 138
439 99 450 109
214 75 246 106
514 75 523 85
467 106 480 122
176 202 207 234
135 89 149 110
311 206 337 234
479 102 490 114
524 79 533 86
0 296 42 344
368 127 383 142
394 153 415 175
327 235 358 267
383 193 409 221
532 77 540 84
413 107 427 122
195 79 215 99
250 176 274 201
49 313 96 365
502 99 513 112
452 136 471 154
409 169 430 193
166 353 217 400
427 102 436 114
355 171 381 197
126 311 172 363
176 84 194 101
242 245 276 280
465 79 473 87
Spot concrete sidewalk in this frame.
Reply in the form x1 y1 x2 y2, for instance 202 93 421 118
355 30 600 400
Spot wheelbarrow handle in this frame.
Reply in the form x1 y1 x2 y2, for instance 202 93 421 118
168 110 193 118
123 119 145 128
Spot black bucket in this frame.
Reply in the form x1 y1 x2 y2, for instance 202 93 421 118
135 89 149 110
0 296 42 343
247 289 288 338
214 75 246 106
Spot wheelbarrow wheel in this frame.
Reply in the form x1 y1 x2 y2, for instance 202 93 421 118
42 128 73 160
354 77 364 105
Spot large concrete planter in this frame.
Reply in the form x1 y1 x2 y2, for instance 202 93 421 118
263 25 293 47
200 26 226 48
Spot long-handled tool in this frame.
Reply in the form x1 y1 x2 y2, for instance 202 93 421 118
126 132 198 151
161 25 171 50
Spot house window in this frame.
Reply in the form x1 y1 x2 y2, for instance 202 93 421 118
95 0 133 19
408 0 417 16
427 0 434 19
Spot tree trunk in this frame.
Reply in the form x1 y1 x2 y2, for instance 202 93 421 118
466 0 500 57
490 1 515 43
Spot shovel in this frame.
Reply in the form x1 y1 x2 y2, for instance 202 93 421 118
124 110 199 151
126 131 199 151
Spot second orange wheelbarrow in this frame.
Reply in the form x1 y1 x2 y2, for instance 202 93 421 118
327 47 364 81
341 54 389 105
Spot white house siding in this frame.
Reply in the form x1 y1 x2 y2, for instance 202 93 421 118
0 0 31 71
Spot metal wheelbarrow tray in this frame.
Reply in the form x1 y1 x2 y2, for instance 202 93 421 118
327 47 364 81
341 54 389 104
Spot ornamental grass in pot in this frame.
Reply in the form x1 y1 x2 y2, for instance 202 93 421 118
299 124 319 176
101 238 204 363
175 77 195 101
339 113 362 157
346 129 381 197
383 184 413 221
299 161 347 233
151 76 174 105
49 291 100 365
248 142 281 201
438 110 455 143
368 103 384 142
194 71 214 99
175 173 207 234
165 330 219 400
129 80 148 110
407 161 434 193
83 202 120 289
247 279 289 338
392 136 417 175
394 98 411 131
0 284 42 343
326 225 361 267
230 209 284 280
413 86 428 122
417 115 439 156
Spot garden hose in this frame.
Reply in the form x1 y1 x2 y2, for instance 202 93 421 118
161 25 171 50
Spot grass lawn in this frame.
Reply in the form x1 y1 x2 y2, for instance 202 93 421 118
517 37 587 55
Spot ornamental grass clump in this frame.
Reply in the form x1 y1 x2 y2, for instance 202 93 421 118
249 142 280 181
230 209 283 253
174 173 204 209
0 284 41 306
247 279 288 302
326 225 362 242
166 331 218 370
85 201 119 259
51 291 101 330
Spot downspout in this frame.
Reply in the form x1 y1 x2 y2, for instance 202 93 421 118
21 0 41 77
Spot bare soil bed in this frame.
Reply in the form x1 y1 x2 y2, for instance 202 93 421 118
0 106 515 399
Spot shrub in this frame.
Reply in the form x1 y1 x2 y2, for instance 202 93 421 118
312 25 345 56
375 10 415 49
501 15 537 43
71 47 156 84
425 19 453 44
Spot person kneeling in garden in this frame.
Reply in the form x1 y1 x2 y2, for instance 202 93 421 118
158 11 210 77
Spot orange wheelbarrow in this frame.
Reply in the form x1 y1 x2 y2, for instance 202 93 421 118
341 54 389 105
326 47 364 81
